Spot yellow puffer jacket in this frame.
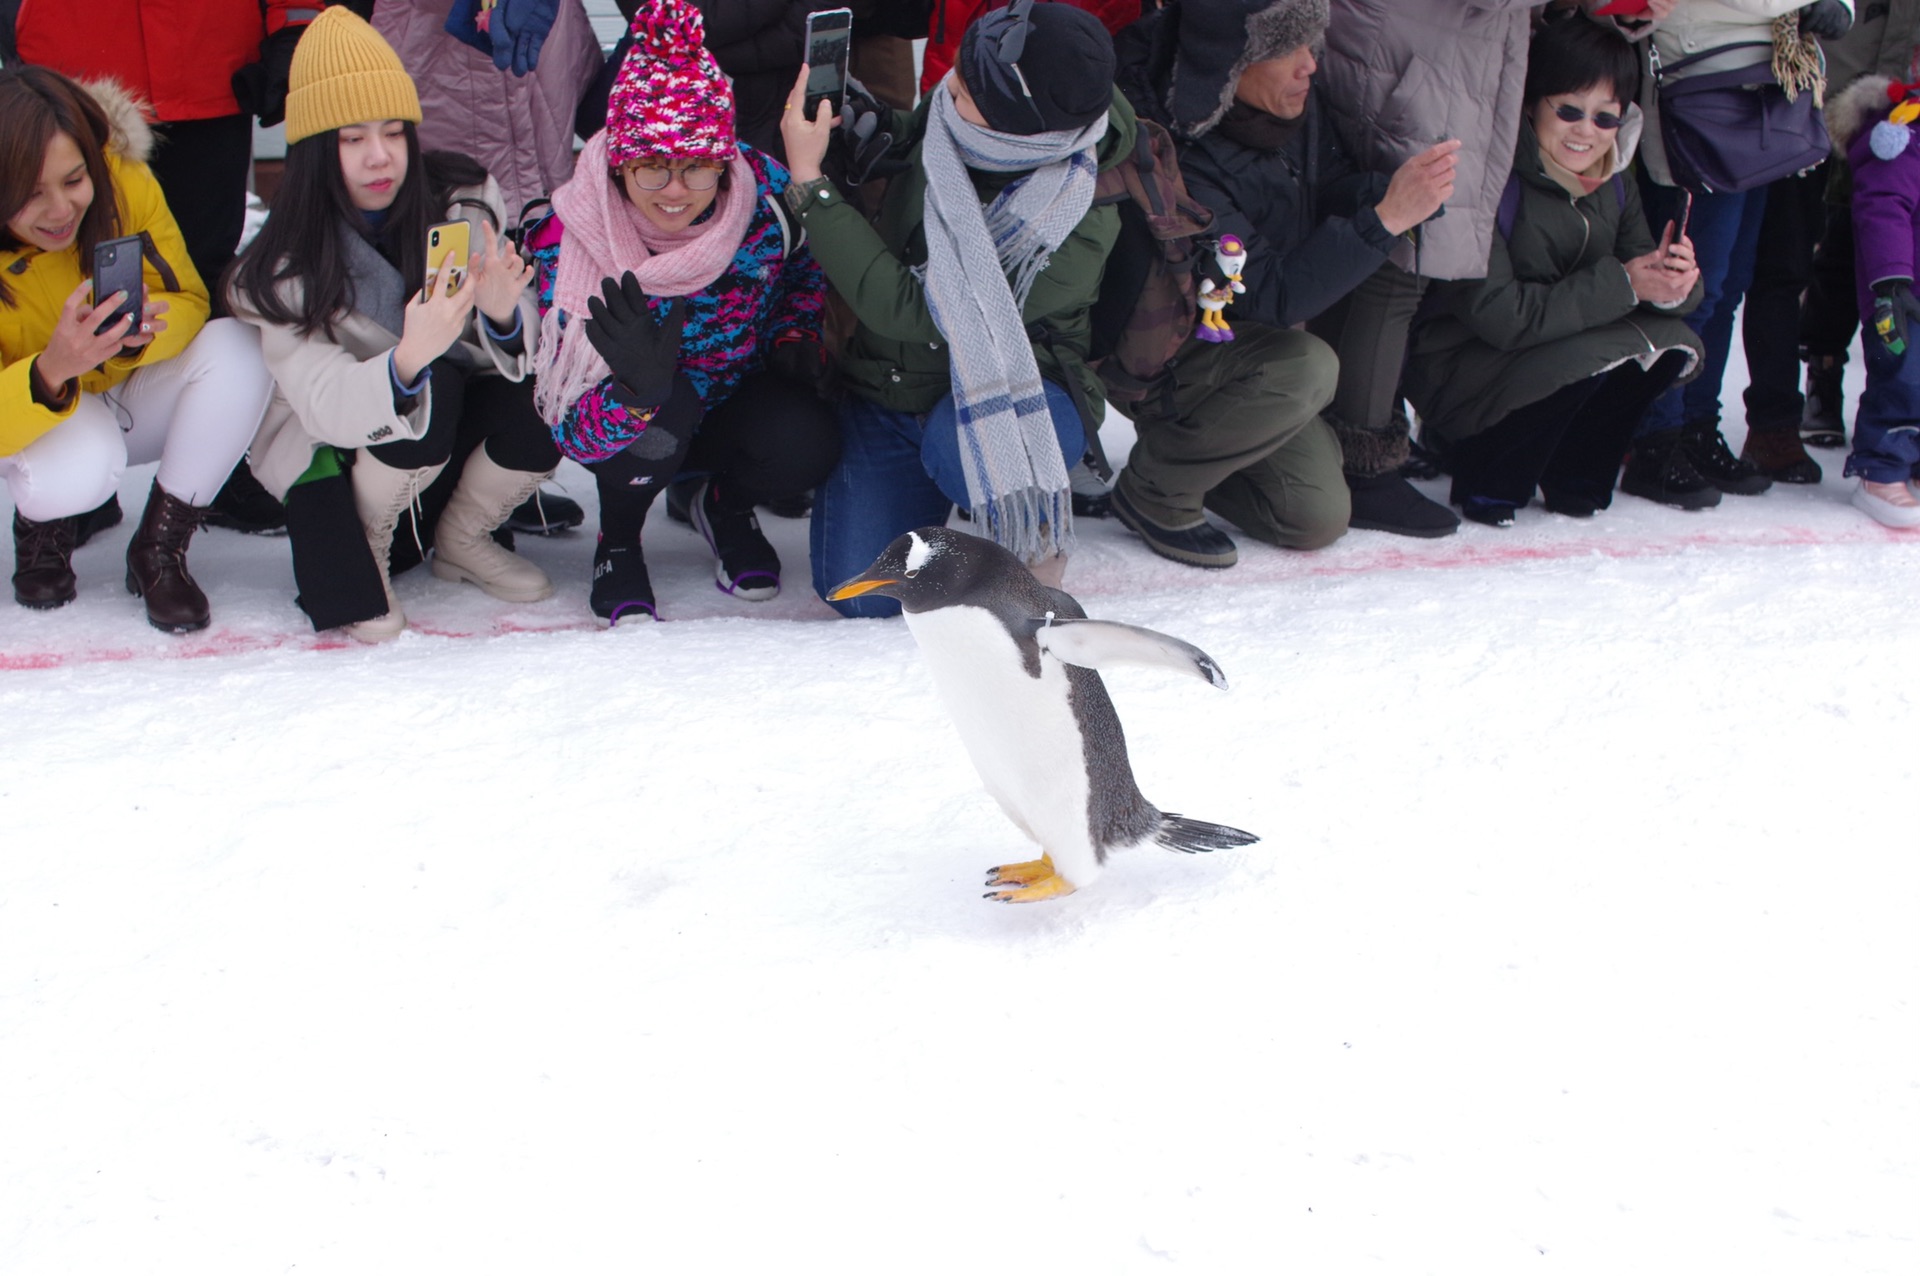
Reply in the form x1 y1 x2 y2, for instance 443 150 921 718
0 89 209 457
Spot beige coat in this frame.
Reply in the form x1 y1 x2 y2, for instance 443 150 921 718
1318 0 1537 280
233 179 539 499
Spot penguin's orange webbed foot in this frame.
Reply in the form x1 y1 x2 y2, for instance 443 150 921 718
983 857 1078 903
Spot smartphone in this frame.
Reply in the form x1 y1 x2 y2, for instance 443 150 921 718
91 234 145 337
803 8 853 122
425 220 471 296
1675 190 1693 242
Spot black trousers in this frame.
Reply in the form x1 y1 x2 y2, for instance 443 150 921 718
589 370 841 542
147 114 254 317
1741 165 1830 432
1448 351 1692 510
1801 190 1860 363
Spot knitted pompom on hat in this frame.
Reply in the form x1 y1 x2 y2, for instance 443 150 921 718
283 5 422 144
604 0 738 165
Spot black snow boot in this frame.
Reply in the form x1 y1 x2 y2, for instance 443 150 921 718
1801 356 1847 449
1681 419 1771 496
1345 472 1460 538
1621 430 1723 510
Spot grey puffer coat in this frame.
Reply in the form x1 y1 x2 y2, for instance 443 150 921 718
1403 126 1704 445
1316 0 1536 280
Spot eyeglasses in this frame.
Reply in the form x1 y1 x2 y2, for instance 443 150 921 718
622 162 724 191
1551 101 1623 130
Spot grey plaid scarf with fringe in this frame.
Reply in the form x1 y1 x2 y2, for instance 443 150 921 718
919 88 1106 561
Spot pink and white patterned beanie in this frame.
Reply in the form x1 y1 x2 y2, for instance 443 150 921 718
605 0 738 165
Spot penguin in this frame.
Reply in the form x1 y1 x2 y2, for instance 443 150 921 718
829 526 1258 903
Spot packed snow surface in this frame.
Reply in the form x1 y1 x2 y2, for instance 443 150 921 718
3 392 1916 1274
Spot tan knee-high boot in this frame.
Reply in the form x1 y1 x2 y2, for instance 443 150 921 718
345 452 447 644
428 450 555 602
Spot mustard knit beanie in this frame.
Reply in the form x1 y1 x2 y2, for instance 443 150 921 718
283 6 422 144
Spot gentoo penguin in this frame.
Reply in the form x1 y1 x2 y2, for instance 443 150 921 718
830 526 1257 902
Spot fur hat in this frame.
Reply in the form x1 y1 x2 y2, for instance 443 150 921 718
605 0 737 165
1167 0 1328 138
958 1 1116 136
283 6 421 145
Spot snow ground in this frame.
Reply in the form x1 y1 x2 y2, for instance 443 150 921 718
2 349 1916 1275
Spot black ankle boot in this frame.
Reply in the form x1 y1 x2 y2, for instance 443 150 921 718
125 479 211 632
1621 430 1723 510
1801 356 1847 449
1345 472 1461 538
12 510 77 609
1681 419 1772 495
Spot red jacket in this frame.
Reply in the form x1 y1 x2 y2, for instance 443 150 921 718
919 0 1141 95
15 0 315 122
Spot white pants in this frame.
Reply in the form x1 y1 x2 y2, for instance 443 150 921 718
2 318 273 521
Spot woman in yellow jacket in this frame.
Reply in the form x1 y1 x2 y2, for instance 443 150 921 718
0 67 271 631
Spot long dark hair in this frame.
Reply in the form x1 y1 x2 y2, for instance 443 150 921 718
0 66 122 307
226 122 487 339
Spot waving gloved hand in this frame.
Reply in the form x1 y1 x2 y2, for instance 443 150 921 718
1872 279 1920 356
490 0 561 76
839 76 910 186
1799 0 1853 39
585 273 685 408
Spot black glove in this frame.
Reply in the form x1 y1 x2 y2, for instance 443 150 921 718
766 331 833 396
839 75 909 186
231 23 307 128
1799 0 1852 39
1872 279 1920 356
584 273 685 408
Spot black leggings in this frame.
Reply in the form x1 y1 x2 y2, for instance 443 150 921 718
589 370 841 541
1448 351 1692 509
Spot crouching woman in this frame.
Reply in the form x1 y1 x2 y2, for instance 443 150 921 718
0 67 271 630
227 7 553 642
1403 15 1704 526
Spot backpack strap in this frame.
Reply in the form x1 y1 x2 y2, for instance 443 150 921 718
1495 172 1523 240
138 231 181 294
764 189 803 260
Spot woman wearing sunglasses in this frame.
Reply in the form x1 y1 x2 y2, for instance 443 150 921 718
1400 14 1704 526
527 0 837 623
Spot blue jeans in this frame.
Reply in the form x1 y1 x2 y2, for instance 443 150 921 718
811 381 1086 619
1638 182 1769 437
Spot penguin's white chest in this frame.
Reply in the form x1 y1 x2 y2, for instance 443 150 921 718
903 605 1098 877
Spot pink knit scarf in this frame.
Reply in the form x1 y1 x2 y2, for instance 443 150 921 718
533 131 756 427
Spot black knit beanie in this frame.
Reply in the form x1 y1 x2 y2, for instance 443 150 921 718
958 1 1116 136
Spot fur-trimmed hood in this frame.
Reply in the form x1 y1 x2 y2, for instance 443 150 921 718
1828 74 1895 150
80 77 158 167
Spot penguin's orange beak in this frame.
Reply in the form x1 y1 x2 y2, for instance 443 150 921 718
827 574 898 601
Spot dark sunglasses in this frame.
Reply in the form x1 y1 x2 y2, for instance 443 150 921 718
1552 101 1623 130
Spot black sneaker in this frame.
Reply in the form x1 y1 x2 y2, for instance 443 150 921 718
1620 430 1723 510
1110 482 1237 568
203 459 288 534
71 494 124 548
689 478 781 600
590 540 657 625
1459 496 1516 528
505 488 585 536
663 475 698 526
1346 471 1461 538
1682 420 1772 495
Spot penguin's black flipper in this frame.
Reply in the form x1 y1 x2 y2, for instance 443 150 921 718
1028 617 1229 689
1155 813 1260 853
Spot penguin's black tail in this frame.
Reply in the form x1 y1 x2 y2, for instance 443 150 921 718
1155 813 1259 854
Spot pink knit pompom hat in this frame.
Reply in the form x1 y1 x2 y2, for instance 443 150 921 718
605 0 737 165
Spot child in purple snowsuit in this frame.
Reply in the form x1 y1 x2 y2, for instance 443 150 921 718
1836 74 1920 528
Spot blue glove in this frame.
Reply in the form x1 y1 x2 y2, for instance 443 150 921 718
491 0 561 76
442 0 495 56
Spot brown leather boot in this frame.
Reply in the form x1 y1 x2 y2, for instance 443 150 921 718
12 510 78 609
125 479 211 633
1740 425 1823 485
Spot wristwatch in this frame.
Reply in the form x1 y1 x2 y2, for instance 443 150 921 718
784 176 835 215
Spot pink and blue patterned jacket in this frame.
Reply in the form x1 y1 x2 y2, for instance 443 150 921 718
528 145 825 463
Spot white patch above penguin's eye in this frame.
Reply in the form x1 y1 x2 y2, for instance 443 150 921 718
904 531 933 577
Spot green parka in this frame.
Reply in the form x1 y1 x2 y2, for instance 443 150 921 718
1404 125 1704 446
790 87 1136 418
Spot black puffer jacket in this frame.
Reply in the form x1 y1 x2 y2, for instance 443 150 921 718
1113 7 1399 327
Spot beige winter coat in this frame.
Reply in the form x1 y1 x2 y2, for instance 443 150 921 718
1317 0 1536 280
232 179 539 499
